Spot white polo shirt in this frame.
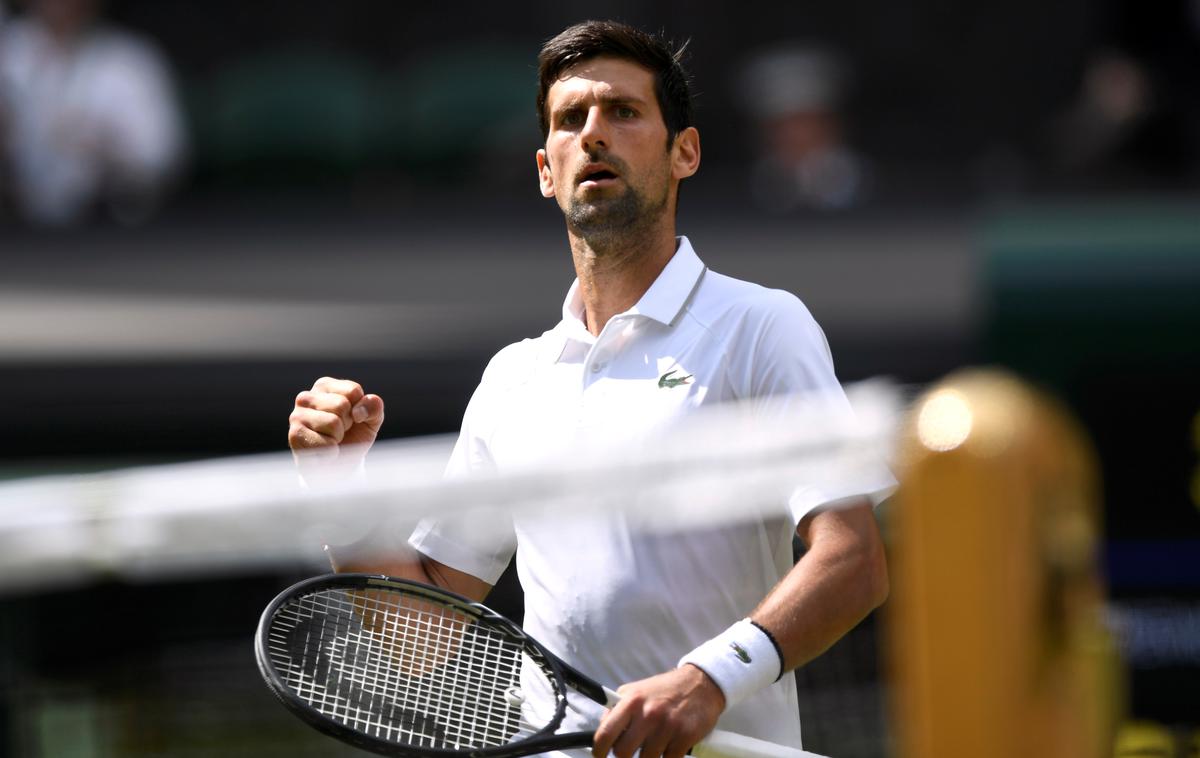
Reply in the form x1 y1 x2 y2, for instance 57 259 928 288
410 237 894 750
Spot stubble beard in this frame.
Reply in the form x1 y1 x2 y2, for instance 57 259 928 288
564 164 669 252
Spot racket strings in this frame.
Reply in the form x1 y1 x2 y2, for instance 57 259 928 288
266 588 562 751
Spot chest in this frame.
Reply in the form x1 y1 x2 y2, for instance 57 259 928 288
484 327 730 469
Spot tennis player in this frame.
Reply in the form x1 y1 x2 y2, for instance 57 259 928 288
288 20 893 758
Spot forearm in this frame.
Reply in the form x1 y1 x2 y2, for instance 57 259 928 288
597 503 888 757
752 500 889 671
327 541 432 582
327 540 493 602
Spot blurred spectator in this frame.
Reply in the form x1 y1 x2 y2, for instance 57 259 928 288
736 44 867 212
1044 47 1194 191
1048 51 1152 175
0 0 185 226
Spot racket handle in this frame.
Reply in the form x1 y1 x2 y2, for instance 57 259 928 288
602 686 823 758
695 730 828 758
601 685 621 709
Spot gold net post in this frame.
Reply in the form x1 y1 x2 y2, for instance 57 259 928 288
888 369 1119 758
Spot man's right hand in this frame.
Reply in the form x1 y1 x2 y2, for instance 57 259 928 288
288 377 385 463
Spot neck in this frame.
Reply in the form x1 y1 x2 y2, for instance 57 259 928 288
569 218 678 336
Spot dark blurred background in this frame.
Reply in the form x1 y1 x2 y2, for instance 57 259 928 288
1 0 1198 755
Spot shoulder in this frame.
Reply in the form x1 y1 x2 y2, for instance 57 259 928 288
688 268 824 342
687 268 837 396
0 17 36 43
477 327 559 389
459 328 558 433
86 25 172 78
0 18 38 65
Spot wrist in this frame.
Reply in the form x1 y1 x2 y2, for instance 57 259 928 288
677 618 784 708
679 662 727 712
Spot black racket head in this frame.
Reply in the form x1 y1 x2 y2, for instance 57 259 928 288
255 574 573 758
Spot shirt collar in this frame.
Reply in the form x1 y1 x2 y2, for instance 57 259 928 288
559 235 706 334
628 236 706 326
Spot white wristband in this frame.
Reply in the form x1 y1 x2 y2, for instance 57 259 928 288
678 619 784 708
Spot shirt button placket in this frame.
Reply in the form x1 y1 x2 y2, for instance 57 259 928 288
590 344 609 375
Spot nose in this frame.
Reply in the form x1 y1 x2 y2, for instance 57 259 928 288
579 106 608 152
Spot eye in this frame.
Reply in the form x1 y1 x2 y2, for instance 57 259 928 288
558 109 583 127
616 106 637 119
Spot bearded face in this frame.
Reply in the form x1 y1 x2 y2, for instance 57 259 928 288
562 148 670 244
537 57 685 250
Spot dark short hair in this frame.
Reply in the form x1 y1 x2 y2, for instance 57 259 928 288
536 20 694 148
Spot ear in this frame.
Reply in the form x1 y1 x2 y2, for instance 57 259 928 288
671 127 701 181
536 149 556 198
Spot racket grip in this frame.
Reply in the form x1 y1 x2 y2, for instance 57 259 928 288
694 730 828 758
600 686 621 709
602 687 822 758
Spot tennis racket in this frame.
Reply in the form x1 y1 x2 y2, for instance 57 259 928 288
255 573 823 758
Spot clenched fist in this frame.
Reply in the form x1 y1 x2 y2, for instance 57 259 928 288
288 377 385 464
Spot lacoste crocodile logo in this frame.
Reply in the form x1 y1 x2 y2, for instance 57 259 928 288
657 369 693 389
729 642 751 664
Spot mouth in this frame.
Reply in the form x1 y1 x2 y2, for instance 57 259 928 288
577 165 620 188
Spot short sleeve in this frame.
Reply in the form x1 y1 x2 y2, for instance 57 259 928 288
733 290 897 523
407 377 517 585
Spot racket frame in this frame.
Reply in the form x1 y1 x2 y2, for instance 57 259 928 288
257 574 818 758
256 573 600 758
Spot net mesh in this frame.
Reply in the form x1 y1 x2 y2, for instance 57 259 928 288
265 586 557 751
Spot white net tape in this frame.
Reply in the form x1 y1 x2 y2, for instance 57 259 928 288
0 380 901 592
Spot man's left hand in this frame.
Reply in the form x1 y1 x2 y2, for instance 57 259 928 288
592 664 725 758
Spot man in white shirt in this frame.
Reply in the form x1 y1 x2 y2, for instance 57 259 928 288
288 20 890 758
0 0 185 225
